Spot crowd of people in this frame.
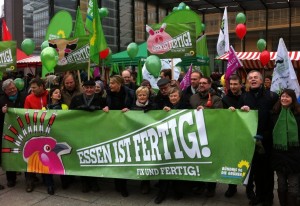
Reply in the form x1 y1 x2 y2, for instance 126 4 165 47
0 68 299 206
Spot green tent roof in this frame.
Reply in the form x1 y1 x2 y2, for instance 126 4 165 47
111 42 147 66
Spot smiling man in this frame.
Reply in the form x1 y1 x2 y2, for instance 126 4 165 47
239 70 278 206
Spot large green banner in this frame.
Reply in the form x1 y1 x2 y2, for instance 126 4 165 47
0 41 16 72
146 23 196 59
47 36 89 72
2 109 257 184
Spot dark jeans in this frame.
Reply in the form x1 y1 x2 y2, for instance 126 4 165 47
277 171 299 195
252 152 274 202
26 172 54 187
6 171 16 183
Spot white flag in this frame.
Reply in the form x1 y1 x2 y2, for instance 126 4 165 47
216 7 229 56
271 38 300 97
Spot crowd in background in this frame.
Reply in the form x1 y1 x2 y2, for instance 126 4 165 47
0 68 299 206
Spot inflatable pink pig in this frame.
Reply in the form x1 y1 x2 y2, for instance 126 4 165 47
146 23 173 54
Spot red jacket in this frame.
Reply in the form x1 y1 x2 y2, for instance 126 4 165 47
24 90 48 109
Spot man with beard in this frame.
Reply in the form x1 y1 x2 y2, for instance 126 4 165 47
189 76 223 197
61 73 82 107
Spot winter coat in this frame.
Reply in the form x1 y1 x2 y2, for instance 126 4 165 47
270 112 300 174
154 91 172 109
106 86 135 110
0 92 26 135
222 89 243 109
24 90 48 109
189 89 223 109
131 100 157 112
239 86 278 151
69 93 107 111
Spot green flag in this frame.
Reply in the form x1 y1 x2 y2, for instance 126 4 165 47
74 6 86 37
89 0 109 64
0 41 17 72
109 63 120 76
85 0 93 33
136 60 143 86
197 34 211 77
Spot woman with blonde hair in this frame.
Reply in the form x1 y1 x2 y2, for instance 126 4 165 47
106 75 135 196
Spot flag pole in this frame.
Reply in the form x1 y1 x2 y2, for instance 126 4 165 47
241 39 243 52
87 60 90 80
171 59 174 80
77 70 82 85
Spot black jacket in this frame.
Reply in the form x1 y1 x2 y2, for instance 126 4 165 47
0 92 26 135
239 86 278 150
154 91 172 109
182 85 196 107
222 89 243 108
70 93 107 111
131 100 157 112
106 86 135 110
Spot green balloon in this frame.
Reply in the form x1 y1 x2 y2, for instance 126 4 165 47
179 2 186 8
145 55 161 78
21 39 35 55
236 13 246 24
99 7 109 18
41 47 58 72
257 39 267 52
201 23 206 32
172 7 178 11
127 42 139 59
41 40 49 51
14 78 25 91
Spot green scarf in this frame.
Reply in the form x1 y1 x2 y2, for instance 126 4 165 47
273 107 299 150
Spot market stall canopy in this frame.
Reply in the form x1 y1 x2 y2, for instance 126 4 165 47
112 41 209 69
17 55 41 68
111 42 147 66
176 55 209 67
216 51 300 69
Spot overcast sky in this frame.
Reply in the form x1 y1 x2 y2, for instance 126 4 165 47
0 0 4 18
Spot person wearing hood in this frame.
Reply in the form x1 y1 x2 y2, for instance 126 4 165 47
189 76 223 198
